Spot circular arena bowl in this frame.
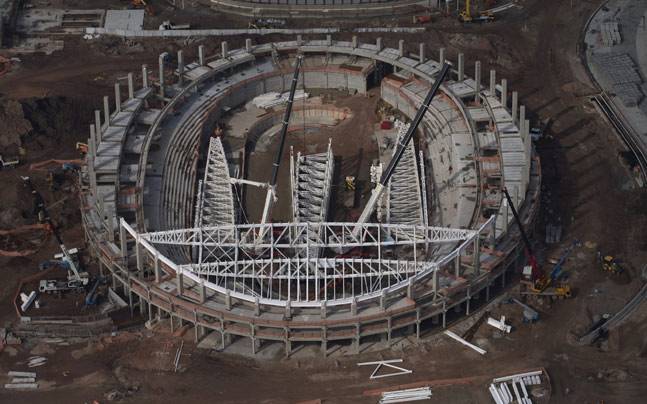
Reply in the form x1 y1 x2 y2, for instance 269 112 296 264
81 37 541 356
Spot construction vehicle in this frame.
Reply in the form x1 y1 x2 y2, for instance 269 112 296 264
459 0 495 23
345 176 356 191
502 188 571 298
22 177 90 294
599 253 624 275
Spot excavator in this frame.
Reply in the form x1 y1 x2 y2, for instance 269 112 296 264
459 0 495 23
502 187 571 298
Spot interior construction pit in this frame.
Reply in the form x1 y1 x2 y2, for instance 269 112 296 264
78 37 540 356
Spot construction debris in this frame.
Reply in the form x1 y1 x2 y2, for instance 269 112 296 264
27 356 47 368
487 316 512 333
19 291 37 312
357 359 412 379
444 330 487 355
379 387 432 403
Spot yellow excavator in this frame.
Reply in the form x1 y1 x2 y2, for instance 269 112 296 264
459 0 495 23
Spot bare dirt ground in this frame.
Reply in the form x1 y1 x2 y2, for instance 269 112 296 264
1 0 647 402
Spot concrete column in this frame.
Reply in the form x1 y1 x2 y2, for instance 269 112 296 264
320 300 327 319
135 237 142 273
407 277 414 299
419 43 425 63
519 105 526 131
398 39 404 57
458 53 464 81
154 253 160 283
245 38 252 52
455 248 461 277
473 236 481 274
221 41 228 58
474 61 481 104
142 64 148 88
501 79 508 107
511 91 518 123
94 110 101 142
297 34 303 45
352 35 358 49
225 290 231 310
198 45 205 66
114 83 121 113
285 299 292 319
176 272 184 295
199 279 206 303
158 55 165 98
254 297 260 316
321 328 327 356
351 298 357 316
177 50 184 86
89 125 96 159
376 37 382 51
439 47 445 65
127 73 134 99
119 223 127 261
489 69 496 94
380 289 387 310
103 96 110 125
326 34 332 45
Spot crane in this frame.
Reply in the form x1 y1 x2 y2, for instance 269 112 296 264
259 54 304 231
353 62 451 233
22 177 90 292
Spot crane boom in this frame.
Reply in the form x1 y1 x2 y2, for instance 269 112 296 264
502 187 539 280
260 54 304 227
355 62 451 227
21 177 85 282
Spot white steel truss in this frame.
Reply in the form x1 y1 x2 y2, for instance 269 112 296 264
197 137 235 228
194 137 236 262
386 121 424 226
142 222 477 251
123 216 495 307
290 141 334 259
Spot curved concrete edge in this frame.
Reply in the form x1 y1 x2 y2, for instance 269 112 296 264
205 0 434 19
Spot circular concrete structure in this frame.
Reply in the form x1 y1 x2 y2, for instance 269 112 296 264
206 0 435 19
81 37 540 356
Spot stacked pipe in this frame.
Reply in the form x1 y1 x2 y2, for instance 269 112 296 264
489 370 543 404
379 387 432 403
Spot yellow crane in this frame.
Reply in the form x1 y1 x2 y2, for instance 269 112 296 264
459 0 495 23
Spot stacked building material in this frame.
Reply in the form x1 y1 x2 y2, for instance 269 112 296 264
379 387 432 403
489 370 543 404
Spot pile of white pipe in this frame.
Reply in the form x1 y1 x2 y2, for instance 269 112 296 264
379 387 432 403
28 356 47 368
489 370 543 404
4 371 38 390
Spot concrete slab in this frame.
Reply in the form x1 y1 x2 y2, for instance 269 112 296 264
104 10 144 31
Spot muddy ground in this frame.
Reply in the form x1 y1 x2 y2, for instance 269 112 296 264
1 0 647 402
